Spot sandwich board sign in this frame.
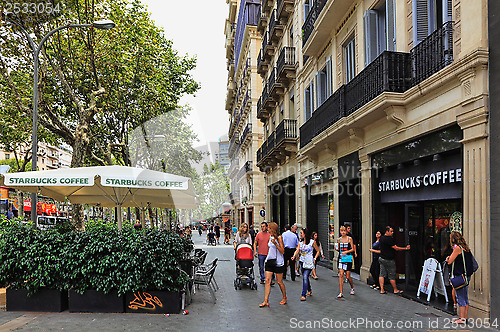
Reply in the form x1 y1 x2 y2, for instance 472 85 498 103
417 258 448 302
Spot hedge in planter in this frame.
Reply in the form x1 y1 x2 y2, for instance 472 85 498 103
0 219 193 313
0 217 69 311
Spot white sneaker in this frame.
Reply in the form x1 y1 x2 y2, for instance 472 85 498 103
337 293 344 299
350 288 355 295
296 271 301 277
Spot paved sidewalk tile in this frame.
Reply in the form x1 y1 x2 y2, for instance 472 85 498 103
0 234 493 331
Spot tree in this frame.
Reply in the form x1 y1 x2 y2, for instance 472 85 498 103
193 163 230 221
0 0 200 228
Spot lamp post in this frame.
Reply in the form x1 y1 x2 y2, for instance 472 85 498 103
5 16 115 227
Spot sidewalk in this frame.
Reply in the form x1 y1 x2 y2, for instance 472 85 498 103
0 233 490 331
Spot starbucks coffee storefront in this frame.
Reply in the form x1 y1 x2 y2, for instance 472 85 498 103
371 126 463 304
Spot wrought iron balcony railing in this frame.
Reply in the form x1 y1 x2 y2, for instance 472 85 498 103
275 119 298 145
257 120 297 165
277 47 296 83
299 22 454 149
302 0 328 46
410 21 453 86
240 123 252 146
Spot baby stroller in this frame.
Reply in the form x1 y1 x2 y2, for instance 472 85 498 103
234 243 258 290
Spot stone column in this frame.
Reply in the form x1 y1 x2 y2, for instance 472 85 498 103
332 164 340 270
458 108 490 318
359 152 372 282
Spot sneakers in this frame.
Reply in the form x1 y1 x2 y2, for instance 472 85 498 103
296 271 301 277
350 288 355 295
337 293 344 299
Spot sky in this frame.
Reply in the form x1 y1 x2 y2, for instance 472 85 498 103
140 0 229 147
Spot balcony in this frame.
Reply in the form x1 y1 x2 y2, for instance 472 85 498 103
228 135 240 159
300 23 453 149
268 67 284 99
257 5 267 34
277 0 294 23
240 123 253 149
277 47 296 86
302 0 351 56
261 30 275 60
243 58 251 85
257 119 298 170
257 49 269 76
237 161 253 180
242 88 251 113
257 83 272 121
261 0 273 14
229 159 239 177
269 10 284 43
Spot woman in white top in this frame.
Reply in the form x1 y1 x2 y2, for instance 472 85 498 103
259 222 287 307
233 222 252 249
292 228 320 301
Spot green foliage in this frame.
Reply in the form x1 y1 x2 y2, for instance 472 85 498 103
0 159 33 173
193 162 230 220
0 219 193 295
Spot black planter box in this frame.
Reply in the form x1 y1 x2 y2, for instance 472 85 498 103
69 289 124 313
6 288 68 312
125 291 181 314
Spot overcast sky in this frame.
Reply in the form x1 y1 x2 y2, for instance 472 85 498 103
140 0 229 147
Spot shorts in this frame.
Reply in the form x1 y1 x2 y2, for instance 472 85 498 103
454 277 470 307
379 257 396 280
265 262 285 274
338 261 352 271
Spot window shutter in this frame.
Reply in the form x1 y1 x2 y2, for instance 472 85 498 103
304 1 310 22
364 10 378 66
304 88 309 121
442 0 453 64
386 0 396 51
315 73 320 109
413 0 430 45
326 57 332 97
442 0 452 22
310 81 315 115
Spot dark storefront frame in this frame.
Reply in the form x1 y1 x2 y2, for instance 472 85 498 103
371 126 463 308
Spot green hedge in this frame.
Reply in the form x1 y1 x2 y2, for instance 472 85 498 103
0 217 193 295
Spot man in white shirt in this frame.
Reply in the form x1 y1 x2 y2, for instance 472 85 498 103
282 224 299 280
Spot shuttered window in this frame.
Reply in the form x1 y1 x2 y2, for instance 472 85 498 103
315 57 333 106
413 0 452 45
363 0 396 66
345 37 356 83
304 82 314 121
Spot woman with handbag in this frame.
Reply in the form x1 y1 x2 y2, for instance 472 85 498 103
259 222 287 307
292 228 320 301
310 232 325 280
446 231 473 324
335 226 355 298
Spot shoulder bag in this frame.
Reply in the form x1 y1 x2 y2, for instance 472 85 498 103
339 239 353 263
450 246 469 290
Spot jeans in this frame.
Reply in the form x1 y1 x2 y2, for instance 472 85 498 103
300 262 312 297
258 254 267 281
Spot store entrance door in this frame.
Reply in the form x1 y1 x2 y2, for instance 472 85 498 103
404 204 424 289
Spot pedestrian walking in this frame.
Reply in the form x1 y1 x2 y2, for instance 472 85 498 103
198 225 202 236
224 222 231 244
254 222 271 284
292 228 320 301
234 222 252 249
214 223 221 244
282 224 299 281
249 225 256 244
310 231 324 279
446 231 474 324
378 226 410 294
259 222 286 307
335 226 355 298
232 224 238 238
369 230 382 290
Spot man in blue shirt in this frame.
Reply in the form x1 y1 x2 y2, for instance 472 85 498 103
282 224 299 280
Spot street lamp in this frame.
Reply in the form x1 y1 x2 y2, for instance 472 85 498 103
5 15 115 226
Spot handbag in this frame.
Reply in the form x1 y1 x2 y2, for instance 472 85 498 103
339 239 353 263
471 254 479 274
450 246 469 290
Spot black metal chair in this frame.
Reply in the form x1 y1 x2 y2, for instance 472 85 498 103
193 260 218 303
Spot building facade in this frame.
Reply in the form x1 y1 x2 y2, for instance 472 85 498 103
225 0 266 229
250 0 490 318
0 142 73 171
217 134 231 174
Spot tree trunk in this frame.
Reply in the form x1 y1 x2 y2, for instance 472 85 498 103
70 123 90 230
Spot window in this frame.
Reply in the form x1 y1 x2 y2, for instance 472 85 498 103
289 89 295 119
315 57 333 106
5 154 9 160
344 37 356 83
279 103 284 122
413 0 452 45
290 26 294 46
303 0 311 21
363 0 396 66
304 81 314 121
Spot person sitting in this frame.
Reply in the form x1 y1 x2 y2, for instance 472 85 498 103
207 227 216 246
